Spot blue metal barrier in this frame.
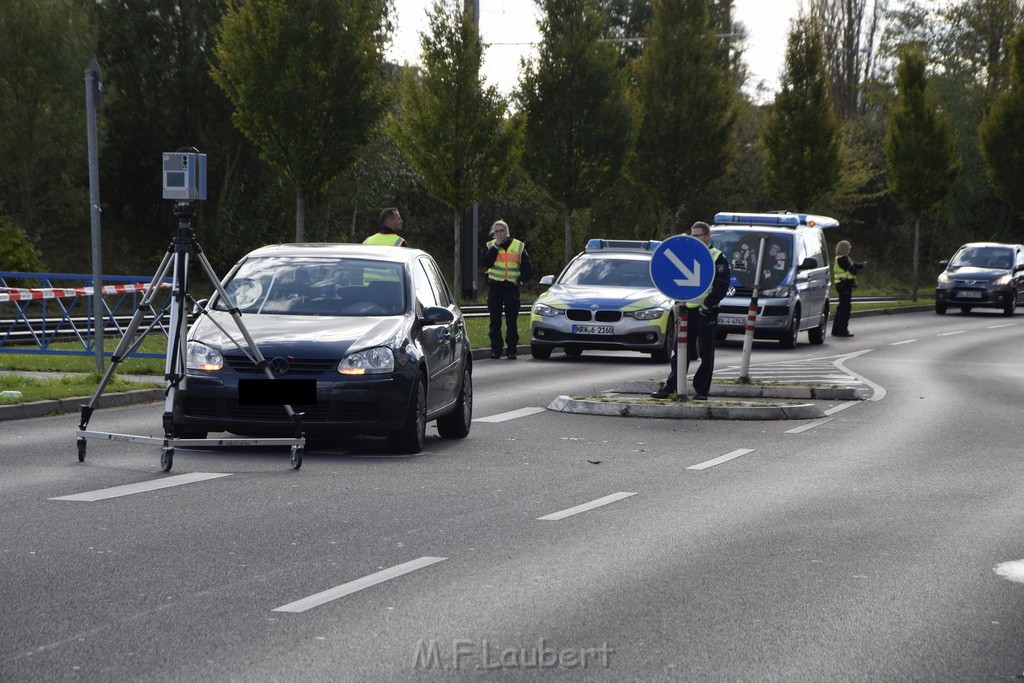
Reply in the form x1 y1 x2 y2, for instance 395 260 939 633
0 272 173 358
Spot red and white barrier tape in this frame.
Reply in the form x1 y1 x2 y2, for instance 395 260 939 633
0 281 169 303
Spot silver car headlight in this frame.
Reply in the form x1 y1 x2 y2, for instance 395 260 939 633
628 307 664 321
532 302 563 317
338 346 394 375
936 273 950 285
762 286 791 297
186 341 224 371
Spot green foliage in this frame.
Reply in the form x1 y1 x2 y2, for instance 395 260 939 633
980 26 1024 216
0 216 46 272
392 0 516 292
518 0 634 261
211 0 392 241
761 19 843 212
0 0 93 258
631 0 736 231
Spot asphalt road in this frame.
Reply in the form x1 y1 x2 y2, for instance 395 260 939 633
3 310 1024 681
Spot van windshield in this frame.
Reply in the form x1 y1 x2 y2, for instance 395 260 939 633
710 229 794 279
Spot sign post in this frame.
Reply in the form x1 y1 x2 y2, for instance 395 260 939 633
649 236 715 398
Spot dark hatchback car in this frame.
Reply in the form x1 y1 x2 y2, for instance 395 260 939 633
935 242 1024 315
173 244 472 453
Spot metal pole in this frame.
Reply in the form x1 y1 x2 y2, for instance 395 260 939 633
85 59 103 372
462 0 481 302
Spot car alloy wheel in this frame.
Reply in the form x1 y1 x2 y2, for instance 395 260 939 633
389 373 426 454
436 364 472 439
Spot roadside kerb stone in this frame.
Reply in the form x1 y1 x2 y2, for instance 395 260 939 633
0 388 164 422
548 394 823 420
613 379 867 401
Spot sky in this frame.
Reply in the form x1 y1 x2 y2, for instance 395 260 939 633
387 0 804 99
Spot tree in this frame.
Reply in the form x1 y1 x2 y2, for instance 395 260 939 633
518 0 634 262
632 0 736 231
761 16 843 212
211 0 392 242
885 44 959 300
979 26 1024 218
0 216 46 273
393 0 516 296
0 0 93 260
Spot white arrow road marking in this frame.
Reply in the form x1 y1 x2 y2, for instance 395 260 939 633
665 249 701 286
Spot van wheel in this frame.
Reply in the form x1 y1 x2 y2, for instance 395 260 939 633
808 303 828 345
779 309 800 349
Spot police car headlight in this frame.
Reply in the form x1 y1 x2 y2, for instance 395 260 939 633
762 286 791 297
995 274 1012 286
186 341 223 371
936 273 950 285
532 302 563 317
628 307 664 321
338 347 394 375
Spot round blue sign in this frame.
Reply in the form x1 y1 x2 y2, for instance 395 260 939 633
649 235 715 302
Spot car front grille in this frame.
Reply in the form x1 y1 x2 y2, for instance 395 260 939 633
565 310 622 322
223 354 338 375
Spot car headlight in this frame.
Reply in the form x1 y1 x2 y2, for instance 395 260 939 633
186 341 223 371
936 273 950 285
532 302 563 317
628 307 664 321
995 274 1012 286
762 286 790 297
338 346 394 375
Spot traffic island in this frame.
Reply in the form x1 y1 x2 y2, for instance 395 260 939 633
547 394 824 420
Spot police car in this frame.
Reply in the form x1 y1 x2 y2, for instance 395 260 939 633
710 212 835 348
529 239 675 361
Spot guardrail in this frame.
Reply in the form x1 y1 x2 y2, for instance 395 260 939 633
1 272 172 358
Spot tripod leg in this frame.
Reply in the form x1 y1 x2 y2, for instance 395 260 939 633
78 248 175 433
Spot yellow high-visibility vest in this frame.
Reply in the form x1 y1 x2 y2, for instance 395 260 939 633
686 247 724 308
363 232 404 246
487 239 524 283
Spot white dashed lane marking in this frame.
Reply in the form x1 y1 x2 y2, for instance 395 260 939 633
272 557 446 613
537 492 637 521
890 339 918 345
687 449 755 471
49 473 232 502
476 407 547 423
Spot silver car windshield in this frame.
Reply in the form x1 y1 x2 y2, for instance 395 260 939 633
559 256 653 288
213 257 406 316
950 247 1013 269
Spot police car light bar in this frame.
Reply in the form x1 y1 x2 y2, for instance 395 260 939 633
713 212 839 229
585 239 662 252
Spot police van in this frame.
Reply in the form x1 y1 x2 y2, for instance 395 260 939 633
710 212 837 348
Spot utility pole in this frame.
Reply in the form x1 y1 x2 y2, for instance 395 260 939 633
85 59 104 372
461 0 481 301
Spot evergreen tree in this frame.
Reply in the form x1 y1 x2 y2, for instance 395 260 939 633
632 0 736 231
518 0 634 262
393 0 516 296
761 17 843 212
211 0 392 242
885 44 959 300
979 26 1024 219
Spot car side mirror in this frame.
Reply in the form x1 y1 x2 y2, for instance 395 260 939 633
539 275 554 286
192 299 208 316
421 306 455 324
939 260 949 268
797 257 817 271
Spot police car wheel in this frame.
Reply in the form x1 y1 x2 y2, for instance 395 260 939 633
531 344 552 360
565 347 583 357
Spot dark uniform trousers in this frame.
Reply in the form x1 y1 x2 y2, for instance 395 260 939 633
487 281 521 355
664 307 719 396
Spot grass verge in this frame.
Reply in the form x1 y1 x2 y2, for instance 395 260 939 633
0 372 161 404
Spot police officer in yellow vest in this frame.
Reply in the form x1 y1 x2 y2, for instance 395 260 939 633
363 207 407 246
479 220 532 359
651 221 731 400
830 240 866 337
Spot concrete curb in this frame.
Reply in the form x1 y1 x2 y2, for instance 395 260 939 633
548 395 823 420
0 389 164 421
613 379 868 401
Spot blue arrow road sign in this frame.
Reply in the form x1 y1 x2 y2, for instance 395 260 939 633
649 235 715 302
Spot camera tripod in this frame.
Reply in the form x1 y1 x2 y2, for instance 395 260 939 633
75 201 306 471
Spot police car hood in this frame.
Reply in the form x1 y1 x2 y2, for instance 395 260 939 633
540 284 667 309
945 266 1006 281
190 311 404 357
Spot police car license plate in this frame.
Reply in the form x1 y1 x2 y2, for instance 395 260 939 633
955 290 982 298
718 316 747 326
573 324 613 335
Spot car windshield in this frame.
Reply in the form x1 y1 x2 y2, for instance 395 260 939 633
711 229 794 277
213 256 406 316
559 256 654 288
950 247 1013 270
